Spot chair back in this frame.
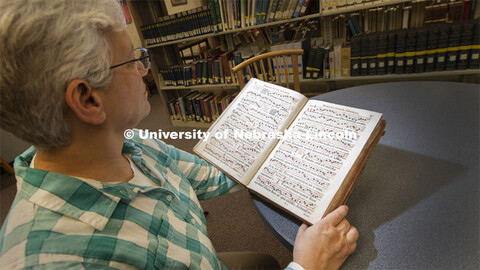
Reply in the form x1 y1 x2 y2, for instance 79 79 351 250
231 49 304 91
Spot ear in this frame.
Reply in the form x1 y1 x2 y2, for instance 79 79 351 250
65 79 106 125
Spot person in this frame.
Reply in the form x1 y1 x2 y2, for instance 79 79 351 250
0 0 358 269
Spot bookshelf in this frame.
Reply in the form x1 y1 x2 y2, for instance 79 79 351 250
127 0 480 128
145 13 324 48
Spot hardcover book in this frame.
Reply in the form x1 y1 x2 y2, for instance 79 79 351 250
193 79 386 224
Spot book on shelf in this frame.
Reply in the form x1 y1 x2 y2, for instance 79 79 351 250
141 6 214 46
157 16 479 88
346 19 480 77
193 78 386 224
469 18 480 69
166 90 239 122
304 46 318 79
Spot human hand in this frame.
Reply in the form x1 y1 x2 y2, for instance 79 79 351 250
292 205 359 270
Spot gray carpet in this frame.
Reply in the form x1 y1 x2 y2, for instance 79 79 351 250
0 93 293 268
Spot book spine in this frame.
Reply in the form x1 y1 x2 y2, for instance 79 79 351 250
166 99 175 120
435 24 449 71
394 30 406 74
446 22 462 70
299 0 311 17
376 32 387 75
293 0 306 18
368 33 378 75
195 96 205 122
360 34 369 76
468 19 480 69
414 27 427 73
425 25 438 72
350 36 361 76
404 28 417 73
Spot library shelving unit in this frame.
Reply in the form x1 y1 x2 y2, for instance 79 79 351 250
126 0 480 128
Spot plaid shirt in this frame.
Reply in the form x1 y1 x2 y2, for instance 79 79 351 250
0 130 240 269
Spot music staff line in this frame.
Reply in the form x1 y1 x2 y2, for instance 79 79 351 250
264 158 332 190
204 144 248 175
256 174 316 213
230 110 277 132
262 166 327 199
245 91 297 112
285 137 350 161
278 143 343 170
221 122 267 149
274 149 340 177
246 88 300 105
236 102 284 126
307 105 372 123
269 150 337 180
210 136 262 157
294 120 360 143
302 111 366 133
208 138 256 164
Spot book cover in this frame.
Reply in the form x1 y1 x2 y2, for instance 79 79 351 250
457 21 474 69
305 47 318 79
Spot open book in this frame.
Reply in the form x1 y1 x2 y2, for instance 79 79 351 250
194 79 386 224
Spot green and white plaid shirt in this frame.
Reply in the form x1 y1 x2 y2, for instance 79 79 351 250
0 129 240 269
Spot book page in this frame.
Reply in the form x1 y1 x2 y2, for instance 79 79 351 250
194 78 308 185
247 100 382 224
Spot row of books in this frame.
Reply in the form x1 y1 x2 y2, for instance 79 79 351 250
141 6 214 46
322 0 479 19
141 0 319 45
167 91 239 122
207 0 317 31
332 0 479 41
321 0 372 11
160 50 240 87
303 20 480 79
161 37 312 86
350 20 480 76
159 18 479 86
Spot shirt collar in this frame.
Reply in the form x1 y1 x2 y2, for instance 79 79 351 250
13 141 161 231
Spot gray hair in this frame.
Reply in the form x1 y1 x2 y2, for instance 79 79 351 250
0 0 125 150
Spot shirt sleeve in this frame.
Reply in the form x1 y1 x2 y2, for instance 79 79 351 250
158 140 243 200
285 262 306 270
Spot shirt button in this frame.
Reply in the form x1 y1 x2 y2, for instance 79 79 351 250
166 195 173 201
191 218 195 224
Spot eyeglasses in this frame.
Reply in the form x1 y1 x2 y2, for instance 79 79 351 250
110 47 150 70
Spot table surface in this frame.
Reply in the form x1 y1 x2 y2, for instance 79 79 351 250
251 81 480 269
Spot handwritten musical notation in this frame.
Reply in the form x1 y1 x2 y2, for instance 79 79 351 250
267 158 332 189
244 92 295 113
203 86 302 178
236 101 284 126
307 105 372 124
250 101 378 217
295 119 359 147
294 136 349 160
205 143 249 174
256 174 316 214
230 109 276 132
262 166 325 200
279 142 343 170
303 111 366 133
